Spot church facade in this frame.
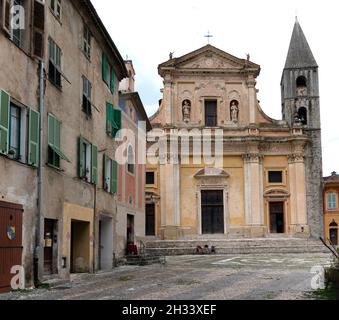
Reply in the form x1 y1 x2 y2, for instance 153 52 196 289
145 21 323 241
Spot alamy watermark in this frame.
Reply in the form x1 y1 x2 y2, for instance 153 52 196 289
9 5 25 30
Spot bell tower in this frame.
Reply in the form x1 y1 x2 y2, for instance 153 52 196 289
281 19 323 238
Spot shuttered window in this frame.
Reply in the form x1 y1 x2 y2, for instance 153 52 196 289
82 76 92 117
47 114 69 168
103 155 118 194
0 90 10 155
33 0 45 59
49 0 61 20
78 137 97 185
110 68 115 94
328 193 337 210
83 24 91 59
106 102 122 138
48 38 62 88
28 108 40 167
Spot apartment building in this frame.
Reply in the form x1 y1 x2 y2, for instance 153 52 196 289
0 0 144 290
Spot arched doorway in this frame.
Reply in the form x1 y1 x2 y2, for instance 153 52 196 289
329 220 338 245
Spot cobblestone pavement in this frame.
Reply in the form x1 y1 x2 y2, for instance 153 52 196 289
0 253 332 300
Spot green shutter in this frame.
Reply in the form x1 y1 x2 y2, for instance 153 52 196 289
0 90 10 155
54 118 61 150
78 136 84 178
48 114 55 147
113 108 122 138
102 52 107 83
28 108 40 167
106 102 112 135
110 68 115 94
111 159 118 194
91 144 98 185
103 154 107 191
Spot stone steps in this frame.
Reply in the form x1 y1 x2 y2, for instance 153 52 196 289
125 254 166 266
145 238 329 255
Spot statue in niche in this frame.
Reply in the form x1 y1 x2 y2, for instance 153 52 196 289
182 100 191 123
230 100 239 123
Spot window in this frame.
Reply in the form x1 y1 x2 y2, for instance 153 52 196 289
106 102 122 138
83 24 91 59
9 103 21 160
103 155 117 194
146 172 155 185
11 0 23 47
49 0 61 20
0 90 39 166
268 171 283 184
102 52 115 94
127 145 134 174
298 107 307 125
78 137 97 184
47 114 69 168
48 38 62 88
205 100 217 127
328 193 337 210
82 76 92 117
32 0 45 59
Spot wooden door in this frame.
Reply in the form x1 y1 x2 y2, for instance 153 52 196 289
201 190 224 234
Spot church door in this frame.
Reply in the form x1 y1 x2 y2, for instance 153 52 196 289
269 202 285 234
201 190 224 234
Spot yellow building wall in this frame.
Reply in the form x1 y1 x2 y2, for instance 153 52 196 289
62 202 94 275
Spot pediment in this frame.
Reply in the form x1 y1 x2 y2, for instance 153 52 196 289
159 45 260 74
194 167 230 179
264 189 290 198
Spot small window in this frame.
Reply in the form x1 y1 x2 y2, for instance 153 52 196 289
328 193 337 210
127 145 134 174
82 76 92 117
48 38 62 88
83 24 91 59
146 172 155 185
296 76 307 88
268 171 283 184
49 0 61 20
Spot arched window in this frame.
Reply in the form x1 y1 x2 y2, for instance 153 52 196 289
127 145 135 174
298 107 308 125
296 76 307 96
296 76 307 88
327 192 337 210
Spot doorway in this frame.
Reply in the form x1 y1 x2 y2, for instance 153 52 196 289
43 219 58 275
329 221 338 245
127 215 135 245
70 220 90 273
201 190 224 234
269 202 285 234
146 204 156 236
99 216 113 270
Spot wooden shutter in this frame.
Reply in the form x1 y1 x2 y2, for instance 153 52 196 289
78 137 84 178
103 154 107 191
102 52 107 83
113 108 122 137
91 144 98 185
47 114 55 148
111 160 118 194
110 69 115 94
28 108 40 167
32 0 45 59
106 102 113 135
2 0 11 35
0 90 10 155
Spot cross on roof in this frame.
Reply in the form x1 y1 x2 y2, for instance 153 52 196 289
204 31 213 44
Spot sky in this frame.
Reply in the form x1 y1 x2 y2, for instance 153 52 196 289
92 0 339 176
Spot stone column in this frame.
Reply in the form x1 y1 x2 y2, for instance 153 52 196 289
243 153 264 227
288 153 308 235
159 133 181 240
163 76 173 125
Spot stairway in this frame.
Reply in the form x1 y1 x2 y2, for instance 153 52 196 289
145 238 329 256
125 254 166 266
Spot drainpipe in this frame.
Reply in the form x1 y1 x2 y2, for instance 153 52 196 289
34 61 44 287
93 184 97 274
